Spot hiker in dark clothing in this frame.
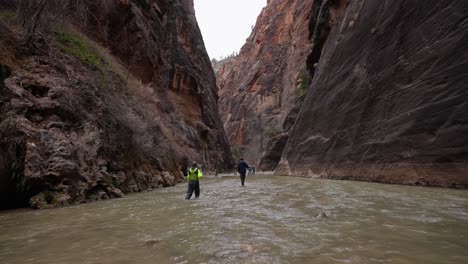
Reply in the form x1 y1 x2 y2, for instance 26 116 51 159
237 158 249 186
186 161 203 199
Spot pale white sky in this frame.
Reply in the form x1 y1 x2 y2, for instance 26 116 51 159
194 0 267 60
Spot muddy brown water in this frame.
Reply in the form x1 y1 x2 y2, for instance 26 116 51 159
0 176 467 264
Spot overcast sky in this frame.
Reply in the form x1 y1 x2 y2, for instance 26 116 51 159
194 0 267 60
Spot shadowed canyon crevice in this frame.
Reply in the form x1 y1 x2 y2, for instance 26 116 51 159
217 0 468 188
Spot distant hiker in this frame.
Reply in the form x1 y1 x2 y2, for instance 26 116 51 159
186 161 203 200
252 166 256 175
237 158 249 186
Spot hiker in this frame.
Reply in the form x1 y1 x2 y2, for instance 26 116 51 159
237 158 249 186
186 161 203 200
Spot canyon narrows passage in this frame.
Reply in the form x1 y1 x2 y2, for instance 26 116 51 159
0 0 467 262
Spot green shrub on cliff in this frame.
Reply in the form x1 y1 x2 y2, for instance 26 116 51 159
264 125 281 138
57 32 104 69
294 71 310 101
0 10 16 21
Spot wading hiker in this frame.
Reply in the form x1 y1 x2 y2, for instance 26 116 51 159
237 158 249 186
185 161 203 200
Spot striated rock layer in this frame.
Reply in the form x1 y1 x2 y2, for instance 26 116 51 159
278 0 468 187
216 0 314 167
0 0 232 209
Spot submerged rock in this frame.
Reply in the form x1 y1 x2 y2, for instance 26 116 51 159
315 211 329 219
140 239 162 247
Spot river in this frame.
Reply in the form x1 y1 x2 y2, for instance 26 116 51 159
0 175 467 264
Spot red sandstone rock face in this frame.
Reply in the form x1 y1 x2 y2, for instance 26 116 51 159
0 0 232 209
277 0 468 188
216 0 314 167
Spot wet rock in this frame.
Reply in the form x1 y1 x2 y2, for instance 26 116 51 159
30 192 72 209
107 187 125 198
315 211 329 219
140 239 162 247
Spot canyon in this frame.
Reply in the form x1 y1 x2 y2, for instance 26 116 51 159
0 1 467 262
1 0 467 210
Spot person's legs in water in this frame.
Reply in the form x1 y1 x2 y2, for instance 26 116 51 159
240 172 246 186
194 180 200 198
186 180 196 199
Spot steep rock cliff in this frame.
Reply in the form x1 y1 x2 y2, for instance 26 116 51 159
216 0 314 166
278 0 468 187
0 0 232 209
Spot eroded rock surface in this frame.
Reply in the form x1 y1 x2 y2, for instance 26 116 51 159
278 0 468 187
0 0 232 209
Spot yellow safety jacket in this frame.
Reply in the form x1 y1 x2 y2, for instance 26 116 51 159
187 167 203 181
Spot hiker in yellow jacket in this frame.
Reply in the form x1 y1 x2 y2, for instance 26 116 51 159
185 161 203 199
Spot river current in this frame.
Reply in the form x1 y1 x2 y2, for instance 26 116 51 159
0 175 467 264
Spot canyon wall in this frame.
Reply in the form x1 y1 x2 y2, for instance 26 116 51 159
218 0 467 187
278 0 468 187
0 0 232 209
216 0 314 167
